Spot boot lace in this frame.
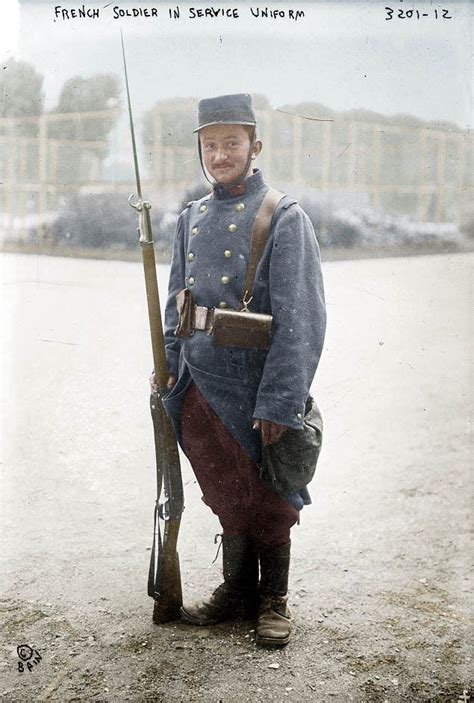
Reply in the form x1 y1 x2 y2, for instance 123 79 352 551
211 533 223 564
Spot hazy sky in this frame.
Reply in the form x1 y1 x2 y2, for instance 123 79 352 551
1 0 472 127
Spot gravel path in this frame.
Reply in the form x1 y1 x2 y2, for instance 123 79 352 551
1 251 472 702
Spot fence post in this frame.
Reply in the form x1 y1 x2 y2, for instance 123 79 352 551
292 115 302 184
153 109 162 188
321 120 332 191
168 146 175 185
347 122 357 190
38 114 48 241
18 137 29 242
417 131 427 221
372 126 382 212
6 120 16 241
263 111 273 181
435 135 447 222
456 134 466 226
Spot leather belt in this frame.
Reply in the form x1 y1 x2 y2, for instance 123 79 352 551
193 304 214 332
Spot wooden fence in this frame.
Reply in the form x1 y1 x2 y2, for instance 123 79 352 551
151 106 473 224
1 107 472 242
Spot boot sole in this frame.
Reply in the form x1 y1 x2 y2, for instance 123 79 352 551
180 598 259 626
180 606 226 626
255 633 290 648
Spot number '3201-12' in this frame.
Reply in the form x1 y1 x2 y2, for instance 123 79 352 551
385 7 452 20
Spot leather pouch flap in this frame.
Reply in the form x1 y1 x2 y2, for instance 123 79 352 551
212 309 272 349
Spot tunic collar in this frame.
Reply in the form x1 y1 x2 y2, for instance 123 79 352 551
212 169 265 201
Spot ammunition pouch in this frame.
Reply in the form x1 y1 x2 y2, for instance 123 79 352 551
174 289 272 350
174 288 195 338
212 309 272 350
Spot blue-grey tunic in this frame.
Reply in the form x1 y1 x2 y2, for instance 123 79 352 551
162 170 326 509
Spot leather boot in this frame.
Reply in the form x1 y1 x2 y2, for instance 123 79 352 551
256 541 292 648
181 535 259 625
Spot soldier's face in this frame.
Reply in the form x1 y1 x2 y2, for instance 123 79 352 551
200 124 256 185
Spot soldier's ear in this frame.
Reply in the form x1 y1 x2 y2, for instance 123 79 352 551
252 140 263 159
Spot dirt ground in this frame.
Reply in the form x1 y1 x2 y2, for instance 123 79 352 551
1 251 472 702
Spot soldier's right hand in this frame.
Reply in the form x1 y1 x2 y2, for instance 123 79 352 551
149 372 177 393
149 372 158 393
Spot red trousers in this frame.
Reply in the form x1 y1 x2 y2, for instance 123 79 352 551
180 383 299 548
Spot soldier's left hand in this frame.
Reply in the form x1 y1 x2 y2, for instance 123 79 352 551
253 419 288 445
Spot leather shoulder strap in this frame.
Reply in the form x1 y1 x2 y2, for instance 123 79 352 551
241 187 284 308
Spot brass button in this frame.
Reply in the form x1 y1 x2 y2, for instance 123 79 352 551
218 301 227 309
224 250 232 258
188 252 195 261
188 277 195 286
296 412 303 420
221 276 229 284
199 204 207 213
192 227 199 235
235 203 245 212
228 224 237 233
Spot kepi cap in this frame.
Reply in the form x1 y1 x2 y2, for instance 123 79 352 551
194 93 256 132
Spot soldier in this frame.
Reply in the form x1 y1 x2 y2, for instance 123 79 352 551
151 93 326 647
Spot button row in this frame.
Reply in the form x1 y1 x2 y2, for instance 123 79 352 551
191 224 238 236
186 275 233 287
187 250 232 261
198 203 245 214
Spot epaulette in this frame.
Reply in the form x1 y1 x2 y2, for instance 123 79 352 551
281 197 298 210
187 192 212 210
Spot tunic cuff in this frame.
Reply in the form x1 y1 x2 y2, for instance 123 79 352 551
253 393 305 430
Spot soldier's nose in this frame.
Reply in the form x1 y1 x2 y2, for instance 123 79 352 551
213 148 229 163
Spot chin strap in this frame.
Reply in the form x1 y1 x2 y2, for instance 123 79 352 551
197 126 257 190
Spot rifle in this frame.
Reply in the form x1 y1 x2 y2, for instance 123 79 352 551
121 33 184 623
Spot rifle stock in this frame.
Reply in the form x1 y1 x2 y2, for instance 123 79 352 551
148 392 183 623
